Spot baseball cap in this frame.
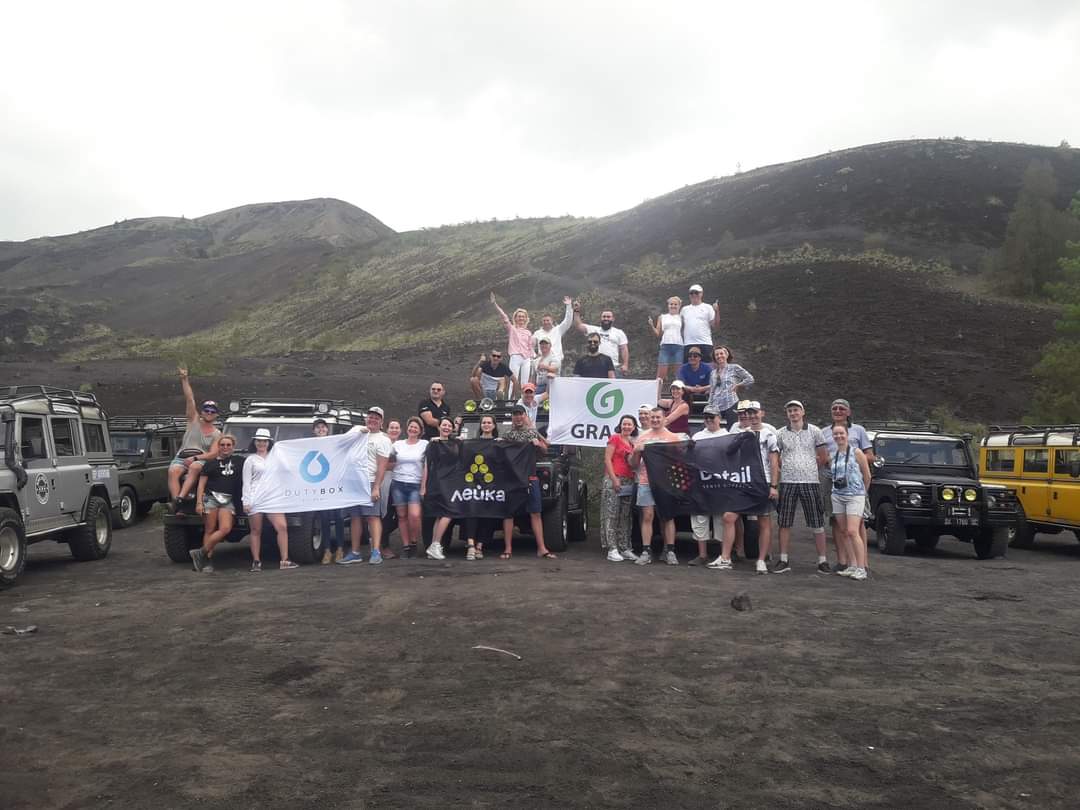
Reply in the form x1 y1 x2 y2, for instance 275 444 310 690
702 405 721 416
312 417 328 426
736 399 761 412
538 337 551 344
367 406 385 418
670 380 685 389
510 404 527 414
200 400 219 413
785 399 805 409
638 403 653 411
689 284 703 293
831 398 851 410
522 382 536 392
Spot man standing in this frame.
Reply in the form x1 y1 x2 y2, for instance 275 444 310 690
419 382 451 440
774 400 830 574
573 333 616 378
470 352 513 400
629 407 684 565
709 401 779 573
532 295 575 363
339 407 393 566
688 405 728 565
822 398 876 572
680 284 720 361
499 405 559 560
573 303 629 376
676 347 712 397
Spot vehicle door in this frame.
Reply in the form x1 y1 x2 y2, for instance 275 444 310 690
1018 447 1052 521
49 415 90 525
142 433 173 501
17 415 66 534
1050 448 1080 527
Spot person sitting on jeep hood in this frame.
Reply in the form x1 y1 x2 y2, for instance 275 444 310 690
168 366 221 508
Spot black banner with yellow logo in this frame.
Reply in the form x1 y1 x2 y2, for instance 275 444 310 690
423 439 532 518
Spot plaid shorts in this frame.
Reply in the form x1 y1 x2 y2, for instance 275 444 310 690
777 483 825 530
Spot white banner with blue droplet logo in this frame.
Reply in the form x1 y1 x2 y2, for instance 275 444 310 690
247 427 371 513
546 378 658 447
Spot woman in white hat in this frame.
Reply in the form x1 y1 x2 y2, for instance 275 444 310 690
241 427 297 572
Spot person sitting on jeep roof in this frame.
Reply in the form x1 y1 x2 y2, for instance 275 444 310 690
499 405 559 560
168 367 222 508
242 428 297 572
470 351 514 400
189 434 241 573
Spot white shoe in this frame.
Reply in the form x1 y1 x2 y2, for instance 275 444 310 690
620 549 639 561
426 541 445 561
606 548 624 562
837 566 855 577
707 556 732 570
755 560 768 575
849 567 868 581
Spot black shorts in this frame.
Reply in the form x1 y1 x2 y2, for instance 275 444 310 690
777 483 825 530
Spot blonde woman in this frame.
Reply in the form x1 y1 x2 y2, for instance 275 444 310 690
491 291 534 399
648 296 683 383
829 424 872 581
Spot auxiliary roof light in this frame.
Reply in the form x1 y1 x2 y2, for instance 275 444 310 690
229 400 241 413
464 400 478 413
479 397 495 412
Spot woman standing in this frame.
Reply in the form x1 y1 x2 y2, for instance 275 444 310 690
707 346 754 428
422 417 459 560
188 434 240 573
829 424 872 581
242 428 297 572
391 416 429 559
602 415 639 563
491 292 534 399
648 296 683 383
462 414 500 561
658 380 691 435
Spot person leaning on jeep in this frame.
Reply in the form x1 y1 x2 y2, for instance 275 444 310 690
168 366 221 511
470 352 513 400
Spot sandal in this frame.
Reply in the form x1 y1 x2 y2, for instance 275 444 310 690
466 545 477 561
538 551 558 559
499 551 512 560
475 545 484 560
279 560 299 570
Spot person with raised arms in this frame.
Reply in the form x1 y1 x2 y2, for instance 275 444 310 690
168 366 221 509
490 292 535 399
532 295 575 363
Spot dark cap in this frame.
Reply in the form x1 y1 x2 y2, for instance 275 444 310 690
200 400 219 413
313 417 328 426
510 404 527 414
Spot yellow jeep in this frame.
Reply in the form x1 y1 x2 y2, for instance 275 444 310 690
979 425 1080 548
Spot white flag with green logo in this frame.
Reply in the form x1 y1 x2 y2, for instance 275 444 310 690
547 378 658 447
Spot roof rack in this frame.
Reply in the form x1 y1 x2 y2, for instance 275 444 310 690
984 425 1080 447
108 415 189 432
227 397 357 417
0 385 103 413
862 420 941 434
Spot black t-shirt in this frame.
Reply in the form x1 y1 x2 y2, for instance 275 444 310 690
201 455 242 496
479 361 513 379
418 398 452 440
574 354 615 378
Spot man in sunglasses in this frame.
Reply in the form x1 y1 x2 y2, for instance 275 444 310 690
418 382 452 440
470 350 513 400
167 366 222 510
573 332 616 378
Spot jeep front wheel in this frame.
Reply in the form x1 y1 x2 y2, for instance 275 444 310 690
0 508 28 589
68 496 113 561
541 492 568 553
974 527 1009 560
566 485 588 542
164 522 202 562
913 530 940 551
117 486 139 529
875 503 907 555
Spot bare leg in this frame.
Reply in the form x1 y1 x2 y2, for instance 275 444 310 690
530 512 553 556
177 462 203 498
269 513 289 560
779 525 792 556
639 506 655 553
407 503 422 547
350 510 363 553
502 518 514 555
396 505 411 547
204 510 234 555
168 465 185 499
470 378 483 398
201 509 218 550
248 513 263 562
719 512 739 559
757 515 772 563
367 516 382 552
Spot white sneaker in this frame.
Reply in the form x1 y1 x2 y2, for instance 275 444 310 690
620 549 639 561
707 557 732 570
838 566 856 577
606 548 624 562
755 560 768 575
664 550 679 566
635 550 652 566
850 567 868 581
426 541 445 561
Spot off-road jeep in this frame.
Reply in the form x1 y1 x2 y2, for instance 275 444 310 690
457 400 588 552
161 397 360 565
108 414 187 528
864 422 1017 559
0 386 119 588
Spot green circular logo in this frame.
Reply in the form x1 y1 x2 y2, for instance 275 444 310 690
586 382 623 419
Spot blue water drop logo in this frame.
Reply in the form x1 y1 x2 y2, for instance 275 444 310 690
299 450 331 483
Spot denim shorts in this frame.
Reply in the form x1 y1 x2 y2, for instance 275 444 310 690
203 493 235 514
657 343 683 365
636 483 655 508
391 480 421 505
525 478 542 514
350 503 382 518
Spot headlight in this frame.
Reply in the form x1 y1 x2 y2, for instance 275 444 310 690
963 488 977 502
464 399 477 413
986 493 997 508
908 492 922 506
479 397 494 412
941 487 956 501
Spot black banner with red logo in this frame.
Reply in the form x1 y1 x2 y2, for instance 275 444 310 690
422 439 532 518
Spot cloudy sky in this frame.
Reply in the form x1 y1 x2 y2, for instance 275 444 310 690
3 0 1078 241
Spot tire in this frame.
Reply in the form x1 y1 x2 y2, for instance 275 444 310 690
68 496 113 561
974 527 1010 560
116 486 139 529
1010 505 1036 549
541 491 568 553
566 485 588 542
0 508 28 589
741 516 760 560
164 522 201 562
875 502 907 555
137 500 156 517
913 530 940 551
287 513 325 565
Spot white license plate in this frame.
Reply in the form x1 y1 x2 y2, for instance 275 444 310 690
949 507 969 517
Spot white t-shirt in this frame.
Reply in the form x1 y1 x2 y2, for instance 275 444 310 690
532 302 574 362
582 324 629 365
659 313 682 346
391 438 428 484
364 432 394 480
241 452 267 509
680 302 716 346
692 426 729 441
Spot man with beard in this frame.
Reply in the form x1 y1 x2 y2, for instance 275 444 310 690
573 303 629 377
573 332 616 379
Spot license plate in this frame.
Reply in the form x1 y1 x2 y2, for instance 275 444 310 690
949 507 969 517
946 518 976 526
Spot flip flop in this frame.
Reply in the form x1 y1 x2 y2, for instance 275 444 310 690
499 552 512 560
538 551 558 559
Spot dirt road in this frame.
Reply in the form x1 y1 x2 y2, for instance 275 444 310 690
2 521 1079 809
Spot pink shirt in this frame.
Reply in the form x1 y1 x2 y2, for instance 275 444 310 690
500 311 534 357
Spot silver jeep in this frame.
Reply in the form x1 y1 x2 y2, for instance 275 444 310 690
0 386 120 588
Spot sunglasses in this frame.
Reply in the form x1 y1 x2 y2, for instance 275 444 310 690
688 353 701 357
491 354 502 357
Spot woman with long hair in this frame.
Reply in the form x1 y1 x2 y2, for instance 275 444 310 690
421 417 459 560
241 428 297 572
648 296 683 383
188 434 241 573
462 414 500 561
391 416 428 559
601 415 639 563
707 345 754 429
658 380 691 435
829 424 872 581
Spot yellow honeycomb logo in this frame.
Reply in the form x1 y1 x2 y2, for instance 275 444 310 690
465 453 495 484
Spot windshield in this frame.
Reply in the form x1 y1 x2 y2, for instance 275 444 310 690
875 438 969 466
226 423 323 448
111 434 148 456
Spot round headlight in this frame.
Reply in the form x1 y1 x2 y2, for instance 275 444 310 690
963 488 977 502
908 492 923 506
941 488 956 501
479 397 495 412
464 399 477 413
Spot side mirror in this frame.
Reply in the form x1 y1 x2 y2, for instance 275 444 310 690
1070 460 1080 479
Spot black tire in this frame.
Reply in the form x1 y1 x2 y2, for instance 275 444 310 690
0 508 28 589
1010 505 1036 549
741 516 760 560
164 522 201 562
287 513 325 565
541 491 568 553
68 496 113 561
137 500 156 517
116 486 140 529
566 485 588 542
875 502 907 555
974 527 1010 560
913 530 940 551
